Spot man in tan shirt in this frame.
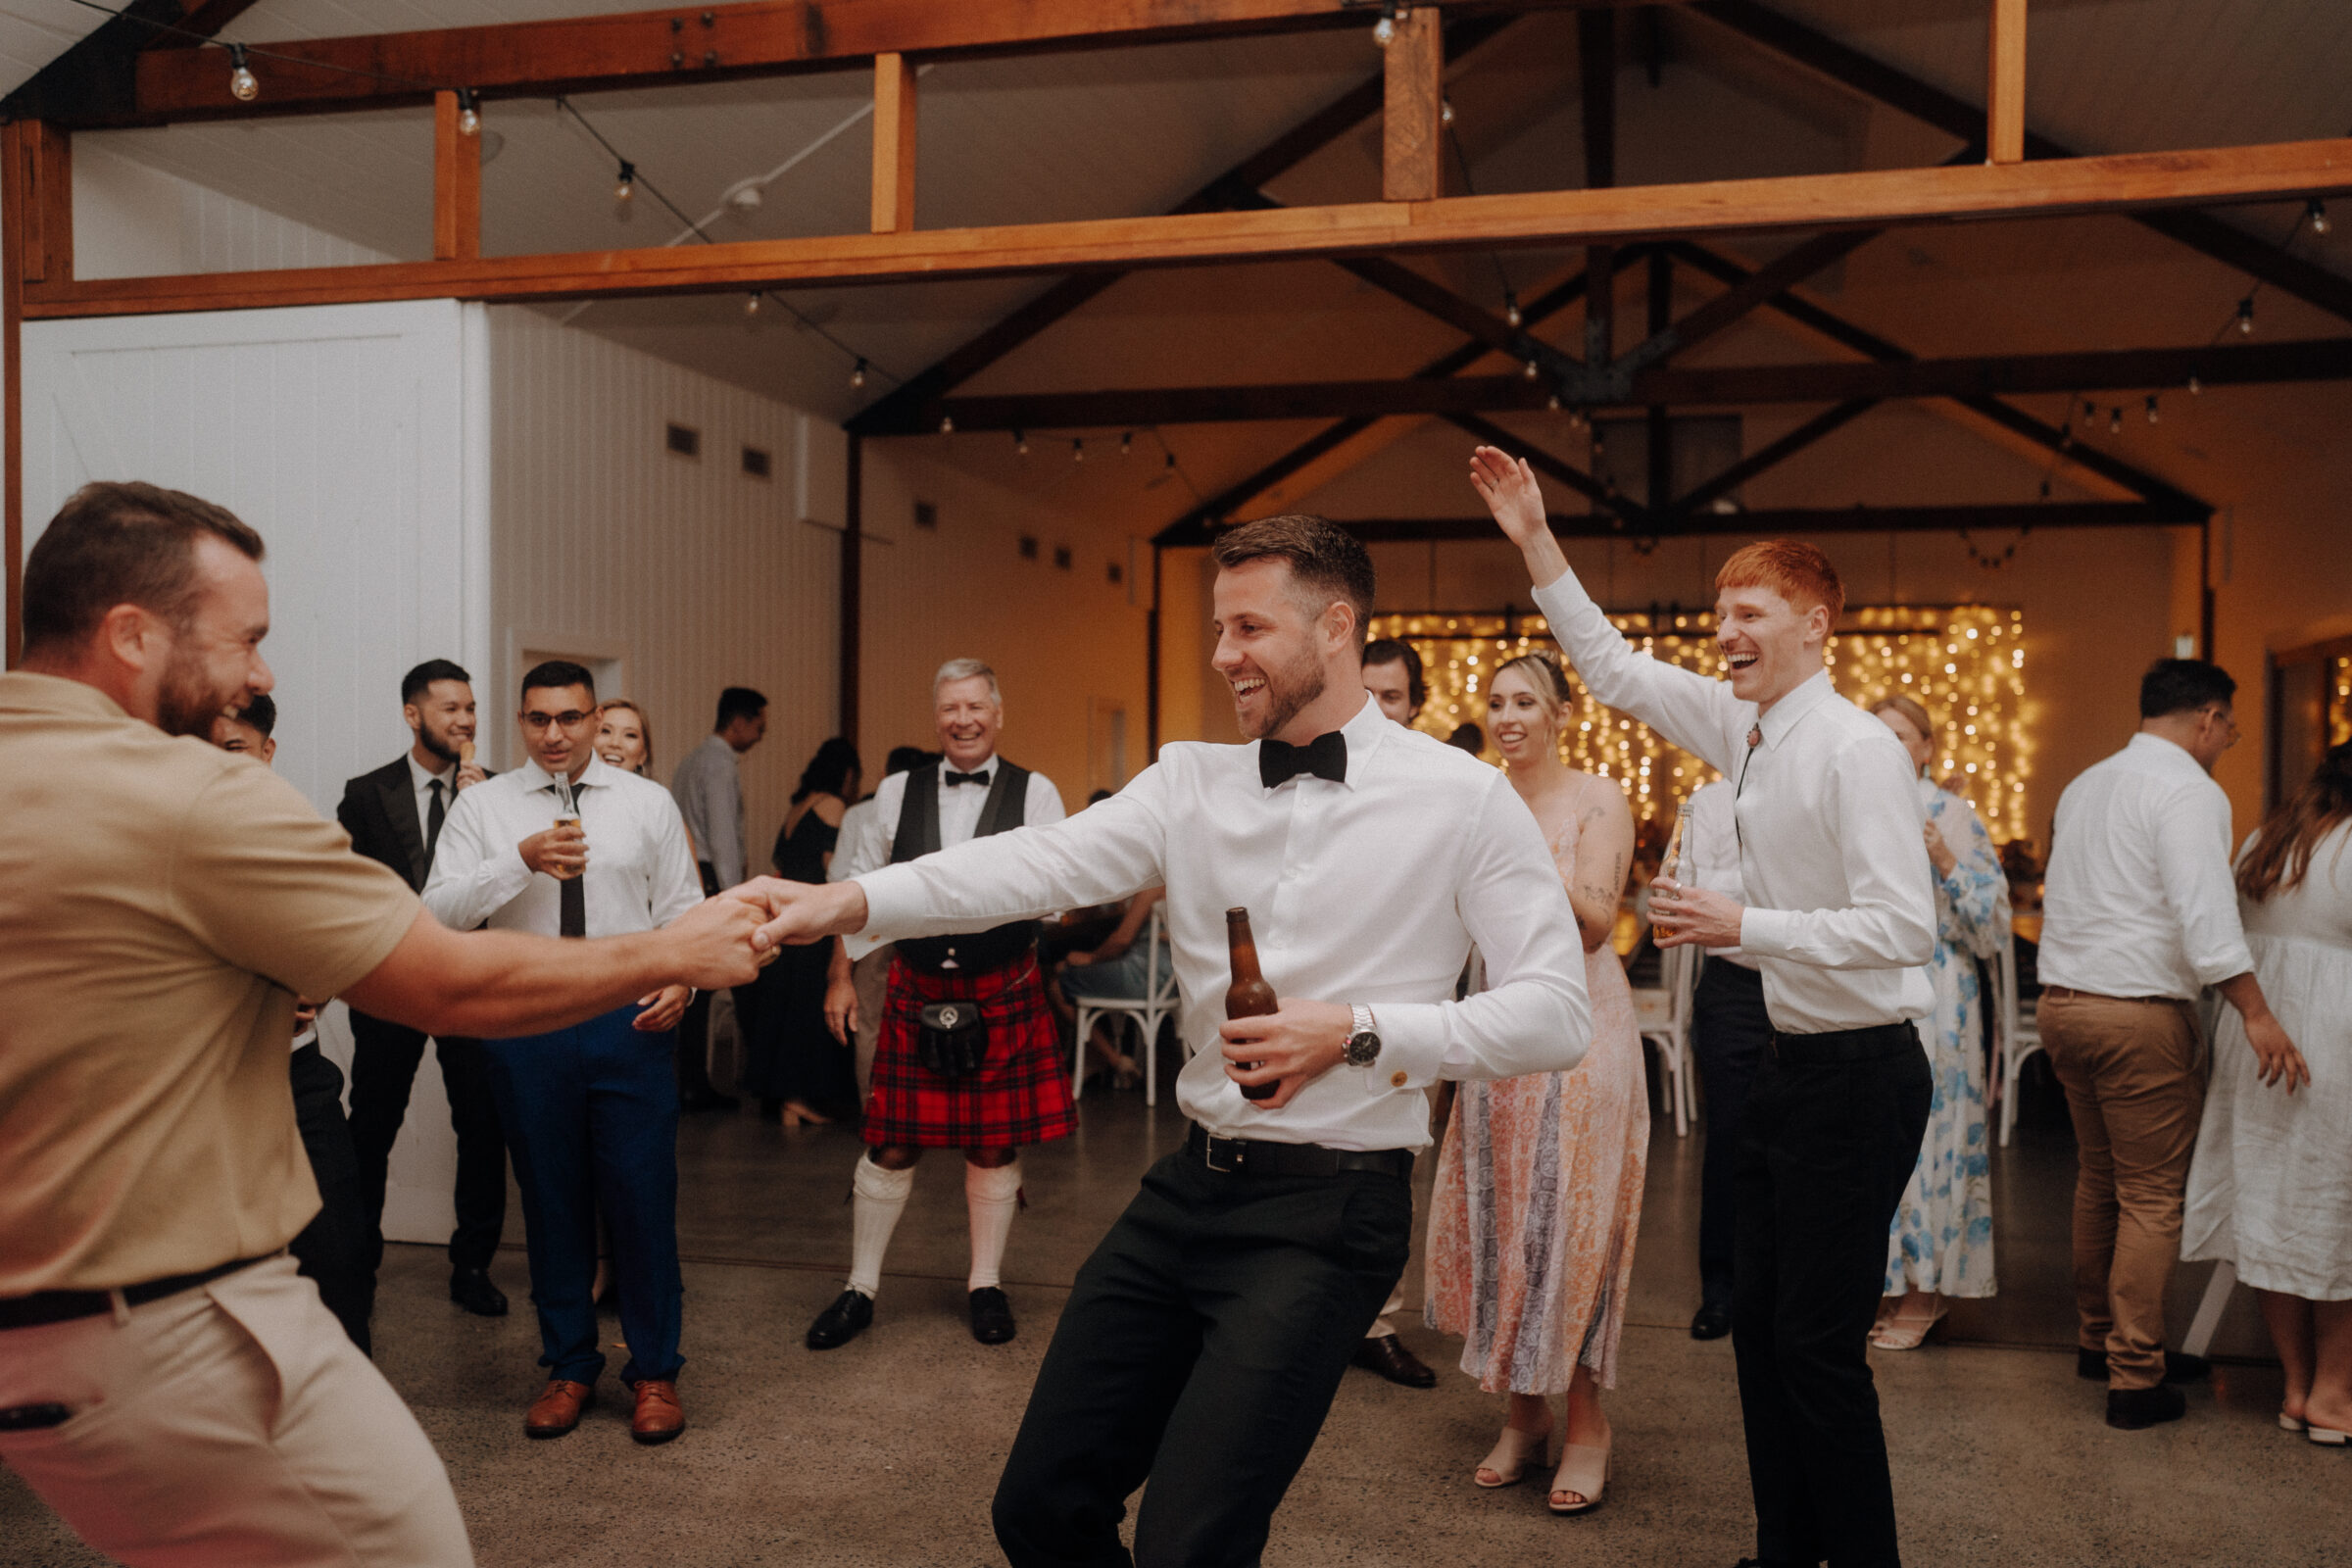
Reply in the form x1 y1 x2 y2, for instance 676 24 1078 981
0 481 782 1566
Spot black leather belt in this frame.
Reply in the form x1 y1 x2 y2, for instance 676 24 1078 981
1186 1124 1413 1180
1767 1020 1921 1065
0 1254 270 1332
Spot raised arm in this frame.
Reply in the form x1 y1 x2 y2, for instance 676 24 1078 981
1470 445 1740 771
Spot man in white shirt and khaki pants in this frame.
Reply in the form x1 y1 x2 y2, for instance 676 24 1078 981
2037 659 2307 1431
757 514 1592 1566
1474 447 1936 1568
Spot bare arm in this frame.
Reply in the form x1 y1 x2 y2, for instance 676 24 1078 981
1074 886 1165 965
1566 781 1636 954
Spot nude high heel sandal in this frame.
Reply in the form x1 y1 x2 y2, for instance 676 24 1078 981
1548 1435 1611 1516
1474 1424 1549 1489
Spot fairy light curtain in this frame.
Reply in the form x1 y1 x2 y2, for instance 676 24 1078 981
1368 605 2032 841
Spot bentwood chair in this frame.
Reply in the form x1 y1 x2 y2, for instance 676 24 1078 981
1069 904 1180 1108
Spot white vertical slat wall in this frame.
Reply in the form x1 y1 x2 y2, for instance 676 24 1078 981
73 138 399 279
485 307 840 861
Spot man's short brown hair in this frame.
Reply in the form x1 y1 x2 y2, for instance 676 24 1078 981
1209 514 1376 641
22 481 266 653
1715 538 1844 624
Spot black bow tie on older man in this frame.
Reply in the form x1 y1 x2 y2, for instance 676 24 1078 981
945 768 993 787
1258 730 1348 790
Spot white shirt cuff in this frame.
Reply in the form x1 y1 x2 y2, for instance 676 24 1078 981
852 864 927 943
1368 1002 1446 1092
1739 906 1796 959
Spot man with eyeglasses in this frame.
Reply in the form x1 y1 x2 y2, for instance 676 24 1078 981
2038 658 2303 1431
424 661 706 1446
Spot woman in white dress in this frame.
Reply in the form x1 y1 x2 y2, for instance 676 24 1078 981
2183 742 2345 1443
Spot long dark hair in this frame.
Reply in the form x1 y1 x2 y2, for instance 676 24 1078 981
792 736 862 804
2237 741 2352 902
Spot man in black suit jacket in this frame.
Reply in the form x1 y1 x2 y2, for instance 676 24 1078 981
337 659 511 1319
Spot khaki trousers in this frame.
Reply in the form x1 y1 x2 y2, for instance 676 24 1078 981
0 1255 471 1566
2039 992 2206 1391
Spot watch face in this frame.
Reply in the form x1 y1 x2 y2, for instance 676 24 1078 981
1346 1031 1380 1067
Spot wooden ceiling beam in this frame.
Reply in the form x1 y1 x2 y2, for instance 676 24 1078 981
1331 498 2208 544
1666 397 1877 516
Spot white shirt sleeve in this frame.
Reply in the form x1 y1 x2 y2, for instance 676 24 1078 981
706 761 746 889
1739 734 1937 971
647 793 706 930
2157 781 2255 988
1531 567 1741 773
421 785 531 932
1366 773 1592 1088
1026 770 1067 829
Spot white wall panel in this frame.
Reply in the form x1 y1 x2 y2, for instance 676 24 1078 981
74 139 399 280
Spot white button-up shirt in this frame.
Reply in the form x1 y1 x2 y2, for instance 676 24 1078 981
2038 732 2252 1001
408 754 456 837
1533 570 1934 1032
1678 779 1755 969
833 755 1067 962
670 734 746 888
424 754 702 939
854 694 1591 1152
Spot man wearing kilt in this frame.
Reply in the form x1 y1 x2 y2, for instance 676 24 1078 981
807 658 1073 1348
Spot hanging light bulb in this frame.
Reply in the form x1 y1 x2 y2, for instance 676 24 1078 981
2236 295 2256 336
227 45 259 103
1523 359 1541 379
1119 431 1133 457
2108 406 2123 435
1072 438 1086 464
2039 477 2053 500
2310 199 2331 236
2145 394 2160 424
1546 393 1562 412
744 293 762 318
1014 430 1029 457
456 89 480 137
2082 399 2097 422
2188 374 2203 396
850 358 867 390
1440 99 1455 126
939 415 955 435
1372 5 1403 47
1504 291 1523 328
614 161 637 205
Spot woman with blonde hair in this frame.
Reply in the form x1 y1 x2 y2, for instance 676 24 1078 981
1425 651 1646 1515
596 699 657 776
1867 694 2007 1347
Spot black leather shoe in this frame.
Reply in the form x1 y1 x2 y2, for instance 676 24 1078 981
677 1089 740 1113
1691 1300 1734 1341
2078 1348 2210 1384
969 1287 1016 1345
1351 1332 1438 1388
449 1267 508 1317
2106 1381 2187 1431
806 1289 874 1349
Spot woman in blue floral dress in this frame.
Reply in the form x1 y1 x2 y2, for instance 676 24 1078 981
1869 696 2008 1348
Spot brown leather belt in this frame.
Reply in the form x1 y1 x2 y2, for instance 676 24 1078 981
2041 986 2187 1007
0 1255 270 1332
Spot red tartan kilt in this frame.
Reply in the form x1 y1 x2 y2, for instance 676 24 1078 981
863 956 1078 1149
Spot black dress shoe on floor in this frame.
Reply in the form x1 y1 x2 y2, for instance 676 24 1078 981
807 1289 874 1349
969 1287 1016 1345
2078 1348 2210 1383
677 1089 740 1113
1351 1333 1438 1388
1690 1301 1734 1341
2107 1381 2187 1431
449 1267 508 1317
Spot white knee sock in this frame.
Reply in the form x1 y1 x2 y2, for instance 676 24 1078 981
847 1154 914 1298
965 1158 1023 1292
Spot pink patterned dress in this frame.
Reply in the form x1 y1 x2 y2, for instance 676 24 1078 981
1425 785 1649 1394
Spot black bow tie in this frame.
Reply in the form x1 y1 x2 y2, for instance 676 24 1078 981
945 769 992 788
1259 730 1348 790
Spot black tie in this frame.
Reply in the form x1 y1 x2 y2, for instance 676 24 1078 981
1259 730 1348 790
945 769 992 787
424 778 447 866
556 786 587 939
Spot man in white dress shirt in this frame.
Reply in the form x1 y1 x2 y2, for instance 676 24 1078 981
2037 658 2306 1430
756 514 1590 1566
427 661 705 1446
805 663 1074 1352
668 685 768 1112
1473 446 1935 1568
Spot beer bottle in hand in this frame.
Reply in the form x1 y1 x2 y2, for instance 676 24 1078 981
1225 906 1280 1102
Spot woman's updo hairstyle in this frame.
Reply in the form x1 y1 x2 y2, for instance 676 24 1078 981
1493 652 1573 736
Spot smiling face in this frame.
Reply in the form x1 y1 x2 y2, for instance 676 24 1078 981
1874 704 1935 775
406 679 476 766
211 711 275 764
1486 664 1558 767
934 675 1003 771
152 535 275 739
1210 557 1345 742
596 707 648 773
519 681 598 780
1715 582 1829 709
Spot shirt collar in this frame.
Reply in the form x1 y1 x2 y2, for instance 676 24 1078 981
407 754 454 792
0 669 131 720
517 753 612 795
942 751 999 779
2126 731 2205 772
1752 668 1835 750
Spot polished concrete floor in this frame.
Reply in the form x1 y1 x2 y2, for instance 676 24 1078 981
6 1063 2348 1567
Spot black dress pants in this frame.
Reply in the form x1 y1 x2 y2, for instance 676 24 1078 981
1733 1024 1932 1568
1690 957 1772 1303
345 1009 507 1273
288 1044 374 1355
993 1150 1410 1568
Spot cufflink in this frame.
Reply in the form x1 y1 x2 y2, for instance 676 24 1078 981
1390 1070 1409 1088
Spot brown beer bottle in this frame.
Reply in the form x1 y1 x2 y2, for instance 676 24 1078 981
1225 906 1281 1102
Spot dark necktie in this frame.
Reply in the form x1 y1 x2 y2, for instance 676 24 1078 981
556 785 587 939
945 769 992 787
424 778 447 866
1259 730 1348 790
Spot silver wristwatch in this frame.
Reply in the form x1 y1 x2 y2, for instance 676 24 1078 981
1343 1004 1382 1068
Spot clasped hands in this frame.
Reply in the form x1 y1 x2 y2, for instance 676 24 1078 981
1647 877 1746 950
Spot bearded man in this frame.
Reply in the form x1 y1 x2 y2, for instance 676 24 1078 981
752 514 1592 1567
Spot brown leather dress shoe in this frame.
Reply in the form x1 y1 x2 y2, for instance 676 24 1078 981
524 1379 595 1438
629 1379 685 1445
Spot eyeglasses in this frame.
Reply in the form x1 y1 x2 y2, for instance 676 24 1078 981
520 710 594 730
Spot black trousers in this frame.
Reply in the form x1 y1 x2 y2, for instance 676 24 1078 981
345 1009 507 1273
1733 1024 1932 1568
288 1044 374 1355
1690 957 1773 1302
993 1149 1410 1568
675 859 734 1101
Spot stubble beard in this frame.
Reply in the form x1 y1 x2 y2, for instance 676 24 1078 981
417 717 463 766
155 643 246 740
1241 647 1327 741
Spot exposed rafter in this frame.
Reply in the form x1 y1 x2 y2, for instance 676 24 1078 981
1319 498 2207 545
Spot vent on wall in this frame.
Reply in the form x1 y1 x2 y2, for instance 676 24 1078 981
665 422 702 459
741 445 771 478
1053 545 1072 570
913 501 938 530
1018 535 1039 561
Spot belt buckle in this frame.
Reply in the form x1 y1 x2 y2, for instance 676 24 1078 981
1202 1135 1246 1173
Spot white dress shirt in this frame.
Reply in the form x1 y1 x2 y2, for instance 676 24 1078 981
853 694 1592 1152
1678 780 1755 969
1532 570 1935 1032
670 734 746 887
2038 732 2252 1001
425 754 702 939
833 755 1068 961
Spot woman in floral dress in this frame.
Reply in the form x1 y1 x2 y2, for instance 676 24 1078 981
1869 696 2007 1347
1426 653 1646 1515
